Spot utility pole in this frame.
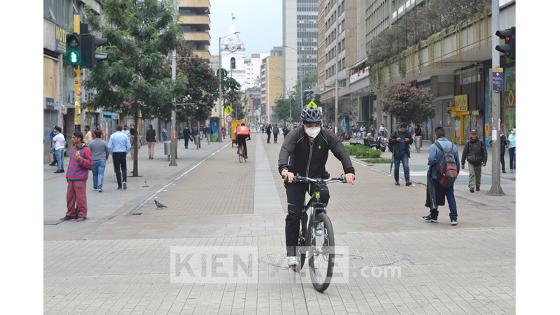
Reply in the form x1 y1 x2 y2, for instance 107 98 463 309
73 14 81 132
488 0 504 195
334 5 340 134
169 0 178 166
218 36 223 142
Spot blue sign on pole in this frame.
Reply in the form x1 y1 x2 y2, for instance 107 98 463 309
492 71 504 92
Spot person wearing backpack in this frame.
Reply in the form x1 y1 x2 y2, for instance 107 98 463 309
461 130 487 193
423 127 461 225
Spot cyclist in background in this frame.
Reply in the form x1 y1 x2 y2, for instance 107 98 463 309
236 123 250 159
278 106 355 267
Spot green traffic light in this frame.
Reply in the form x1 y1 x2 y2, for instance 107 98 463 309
67 50 80 66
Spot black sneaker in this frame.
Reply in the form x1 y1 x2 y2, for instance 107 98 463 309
422 215 437 223
123 182 127 190
117 186 122 190
395 182 400 186
60 216 74 221
470 188 475 193
476 186 480 191
405 182 412 186
49 162 57 166
54 170 64 174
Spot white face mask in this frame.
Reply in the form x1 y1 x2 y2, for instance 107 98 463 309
305 127 321 138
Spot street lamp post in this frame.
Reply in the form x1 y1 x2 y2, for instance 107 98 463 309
334 5 340 134
218 32 240 142
169 0 178 166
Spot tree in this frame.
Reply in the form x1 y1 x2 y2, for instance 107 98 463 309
84 0 180 177
273 72 320 123
167 42 219 126
379 83 434 124
220 71 242 119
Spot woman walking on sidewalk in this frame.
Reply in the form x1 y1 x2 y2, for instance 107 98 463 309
61 131 92 221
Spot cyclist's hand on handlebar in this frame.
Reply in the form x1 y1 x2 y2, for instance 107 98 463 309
281 170 295 183
344 173 355 185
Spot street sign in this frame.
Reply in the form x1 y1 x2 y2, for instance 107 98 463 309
226 115 232 122
492 71 503 92
224 105 234 115
306 100 318 108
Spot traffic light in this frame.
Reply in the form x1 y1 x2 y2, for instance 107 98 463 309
79 33 108 68
66 33 81 67
495 26 515 59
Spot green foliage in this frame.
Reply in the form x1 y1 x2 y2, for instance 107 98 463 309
363 158 392 164
218 69 242 119
345 144 381 159
83 0 180 117
379 83 434 124
167 43 218 123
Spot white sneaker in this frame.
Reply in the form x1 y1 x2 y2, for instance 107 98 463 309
451 220 458 226
287 256 298 267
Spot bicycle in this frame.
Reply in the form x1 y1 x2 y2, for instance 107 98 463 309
237 143 247 163
289 175 346 292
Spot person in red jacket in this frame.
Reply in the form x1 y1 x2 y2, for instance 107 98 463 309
236 123 250 159
61 131 93 222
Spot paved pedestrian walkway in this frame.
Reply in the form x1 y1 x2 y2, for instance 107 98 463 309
44 133 515 314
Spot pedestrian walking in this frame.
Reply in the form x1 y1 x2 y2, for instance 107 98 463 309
182 126 192 149
414 124 423 152
107 125 131 190
389 123 414 186
161 127 168 141
273 124 279 143
500 129 507 173
83 125 93 145
266 124 272 143
61 131 92 222
95 124 105 140
146 124 156 159
282 125 290 138
49 126 57 166
508 128 516 172
423 127 460 225
89 130 109 192
461 130 487 193
52 126 66 173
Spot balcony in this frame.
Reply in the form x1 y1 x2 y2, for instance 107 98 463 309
193 50 211 61
178 15 210 27
178 0 210 9
183 32 210 44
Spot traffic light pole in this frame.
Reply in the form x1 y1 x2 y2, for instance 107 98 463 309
170 0 178 166
73 14 82 132
488 0 505 196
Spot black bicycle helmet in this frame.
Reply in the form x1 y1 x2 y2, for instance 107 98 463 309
301 106 322 123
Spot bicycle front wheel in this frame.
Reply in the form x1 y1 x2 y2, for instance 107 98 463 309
309 212 335 292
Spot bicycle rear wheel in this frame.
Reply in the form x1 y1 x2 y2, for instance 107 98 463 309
309 212 335 292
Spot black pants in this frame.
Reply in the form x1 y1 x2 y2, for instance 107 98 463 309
500 152 506 172
273 133 278 143
267 133 271 143
112 152 127 188
184 137 189 148
285 182 330 256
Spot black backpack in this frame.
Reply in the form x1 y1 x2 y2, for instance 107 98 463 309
435 141 458 187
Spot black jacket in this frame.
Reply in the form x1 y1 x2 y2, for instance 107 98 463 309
278 126 355 178
461 139 488 166
389 130 413 157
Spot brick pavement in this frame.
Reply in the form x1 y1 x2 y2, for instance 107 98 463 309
44 133 515 314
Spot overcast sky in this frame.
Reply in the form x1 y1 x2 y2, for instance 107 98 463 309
209 0 282 56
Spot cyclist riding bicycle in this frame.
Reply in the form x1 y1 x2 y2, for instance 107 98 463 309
278 106 355 267
236 123 250 159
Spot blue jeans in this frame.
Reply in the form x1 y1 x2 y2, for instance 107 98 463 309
428 178 458 220
394 153 410 183
92 159 106 189
509 147 516 170
55 149 64 171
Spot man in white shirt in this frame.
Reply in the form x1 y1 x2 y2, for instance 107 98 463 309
52 126 66 173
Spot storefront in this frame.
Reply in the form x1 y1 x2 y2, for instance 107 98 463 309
450 95 469 144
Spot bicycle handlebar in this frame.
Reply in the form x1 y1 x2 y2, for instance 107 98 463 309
291 175 347 184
